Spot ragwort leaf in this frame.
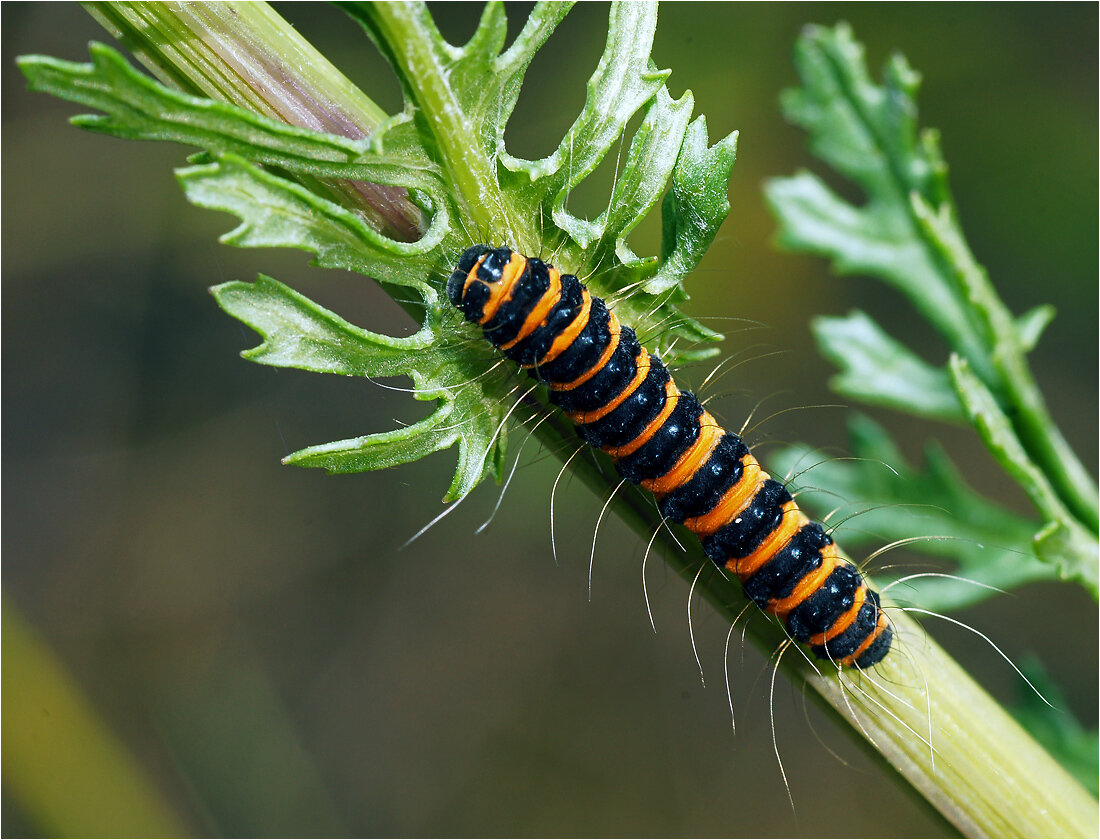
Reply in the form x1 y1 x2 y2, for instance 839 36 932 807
771 415 1056 611
764 22 992 379
812 310 962 422
650 116 738 297
212 275 508 501
342 0 737 368
19 45 440 189
179 155 438 298
501 2 666 199
767 21 1098 589
24 3 744 499
18 43 448 245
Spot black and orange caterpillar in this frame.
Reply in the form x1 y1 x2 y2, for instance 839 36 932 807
448 245 893 668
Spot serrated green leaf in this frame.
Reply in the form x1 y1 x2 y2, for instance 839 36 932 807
812 310 962 421
19 45 439 188
1016 304 1056 354
450 2 573 164
25 2 742 497
764 22 989 373
337 1 555 249
766 170 918 273
650 116 738 296
284 401 479 484
17 43 447 243
492 3 576 134
768 21 1098 542
180 155 439 298
212 275 509 501
593 87 693 258
765 171 985 368
342 0 728 368
211 275 434 375
503 3 666 196
771 414 1057 611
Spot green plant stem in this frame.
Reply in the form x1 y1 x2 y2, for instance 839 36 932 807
1004 355 1099 532
76 3 1098 836
359 2 523 248
84 1 425 242
534 407 1095 838
911 195 1100 533
967 263 1099 534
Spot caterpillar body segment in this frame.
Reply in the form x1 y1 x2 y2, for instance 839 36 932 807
448 245 893 668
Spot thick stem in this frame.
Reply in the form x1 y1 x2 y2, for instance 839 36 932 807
84 1 424 242
532 410 1096 838
360 2 523 246
77 3 1099 836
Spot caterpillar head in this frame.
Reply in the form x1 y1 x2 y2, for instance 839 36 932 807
446 243 492 310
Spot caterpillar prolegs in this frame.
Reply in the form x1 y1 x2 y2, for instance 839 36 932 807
448 245 893 668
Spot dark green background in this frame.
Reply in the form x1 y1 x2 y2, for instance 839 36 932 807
4 3 1096 836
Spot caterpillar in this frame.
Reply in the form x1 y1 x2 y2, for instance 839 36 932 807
447 245 893 668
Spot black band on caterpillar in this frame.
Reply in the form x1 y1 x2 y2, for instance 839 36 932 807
449 245 893 668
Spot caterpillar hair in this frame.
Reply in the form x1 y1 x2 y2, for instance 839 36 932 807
447 245 893 669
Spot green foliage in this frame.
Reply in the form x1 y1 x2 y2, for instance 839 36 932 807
812 311 961 422
1011 661 1100 797
210 274 509 499
340 2 734 346
765 23 1098 606
771 415 1057 611
18 7 1099 833
19 2 737 501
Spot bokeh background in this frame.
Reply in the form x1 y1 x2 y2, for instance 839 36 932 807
4 3 1096 836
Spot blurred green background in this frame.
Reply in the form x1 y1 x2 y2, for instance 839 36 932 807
3 3 1096 836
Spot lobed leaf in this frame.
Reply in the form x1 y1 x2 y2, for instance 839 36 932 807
593 87 694 265
211 275 434 376
284 401 493 496
812 311 962 422
212 275 508 501
23 2 743 498
17 43 448 246
766 174 985 371
768 21 1098 601
180 155 439 299
502 3 666 197
650 116 738 296
343 0 736 368
772 415 1057 611
764 22 1002 384
18 45 441 190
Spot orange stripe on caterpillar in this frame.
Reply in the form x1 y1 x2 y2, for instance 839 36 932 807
447 245 893 669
